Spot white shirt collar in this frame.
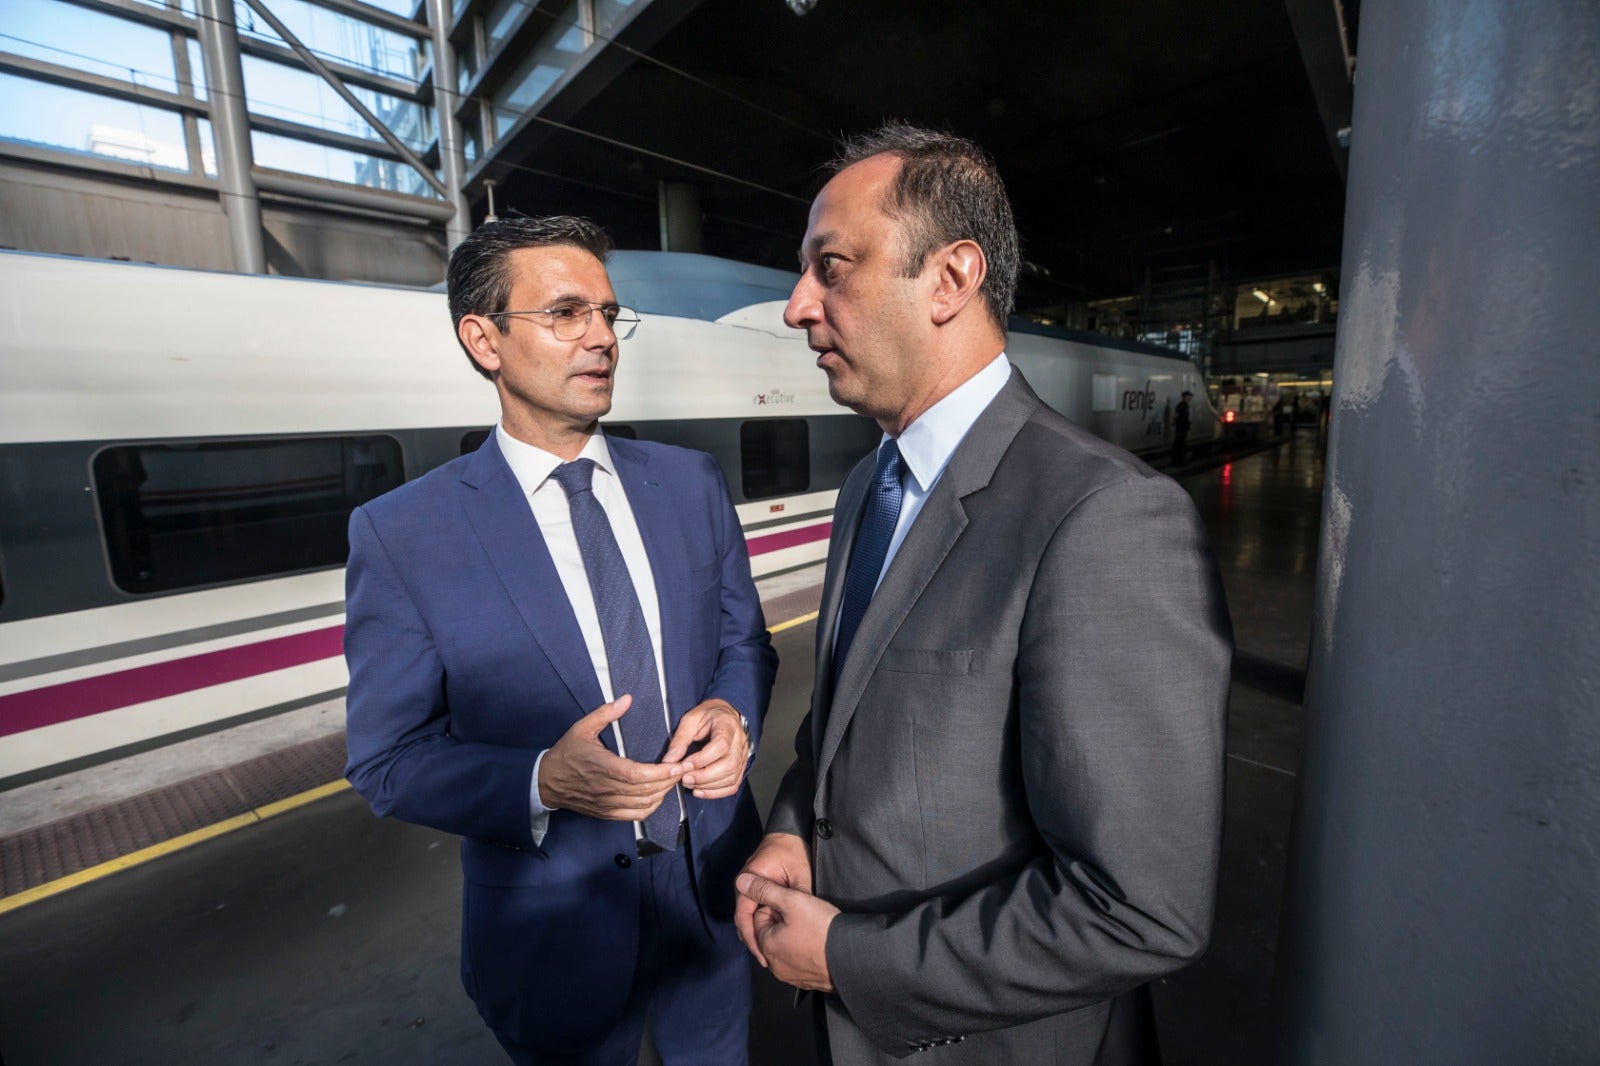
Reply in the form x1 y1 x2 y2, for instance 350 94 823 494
890 352 1012 492
494 423 616 498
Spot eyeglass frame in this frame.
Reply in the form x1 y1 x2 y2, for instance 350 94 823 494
486 301 640 341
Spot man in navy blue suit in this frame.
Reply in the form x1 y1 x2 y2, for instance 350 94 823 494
344 215 777 1064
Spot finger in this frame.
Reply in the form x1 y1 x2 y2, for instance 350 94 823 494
662 710 711 764
681 735 735 784
609 757 685 786
733 895 769 968
736 872 790 910
580 693 632 739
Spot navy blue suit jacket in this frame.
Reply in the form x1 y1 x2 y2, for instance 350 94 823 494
344 432 776 1052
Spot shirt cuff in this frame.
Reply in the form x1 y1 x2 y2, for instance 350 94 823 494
530 749 552 846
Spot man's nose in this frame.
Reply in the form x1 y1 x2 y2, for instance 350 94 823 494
783 275 819 330
584 310 617 346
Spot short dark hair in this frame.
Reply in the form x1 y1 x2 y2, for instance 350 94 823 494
446 214 613 380
830 122 1020 330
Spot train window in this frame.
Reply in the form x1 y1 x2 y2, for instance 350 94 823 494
603 424 638 440
461 429 492 454
740 419 810 500
93 436 404 594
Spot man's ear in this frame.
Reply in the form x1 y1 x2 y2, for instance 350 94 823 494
929 240 988 326
459 315 502 376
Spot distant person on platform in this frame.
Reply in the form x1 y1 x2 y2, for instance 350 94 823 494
733 124 1233 1064
343 215 777 1065
1171 389 1193 465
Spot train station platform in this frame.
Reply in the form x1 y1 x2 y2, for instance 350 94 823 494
0 429 1325 1065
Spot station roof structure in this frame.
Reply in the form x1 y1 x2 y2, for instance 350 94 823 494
460 0 1354 303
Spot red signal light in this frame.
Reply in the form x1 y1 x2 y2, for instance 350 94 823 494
1223 410 1236 423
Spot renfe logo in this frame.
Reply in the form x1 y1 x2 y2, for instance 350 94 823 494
1120 381 1157 412
753 389 796 406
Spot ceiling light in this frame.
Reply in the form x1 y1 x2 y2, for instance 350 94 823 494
786 0 819 13
1313 282 1326 295
1252 288 1271 304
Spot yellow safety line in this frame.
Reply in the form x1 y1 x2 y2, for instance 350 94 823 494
0 779 352 915
768 610 819 635
1 610 826 914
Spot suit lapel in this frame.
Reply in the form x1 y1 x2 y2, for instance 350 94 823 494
815 368 1043 784
457 434 610 743
609 439 694 722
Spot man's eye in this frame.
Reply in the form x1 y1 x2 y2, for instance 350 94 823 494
599 307 620 326
549 304 584 320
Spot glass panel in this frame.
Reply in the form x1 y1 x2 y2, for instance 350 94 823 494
484 0 525 58
2 0 181 94
740 420 810 500
594 0 641 36
234 0 424 82
94 436 405 594
186 38 207 97
196 116 218 175
251 129 433 195
0 73 189 170
491 4 584 136
241 55 427 151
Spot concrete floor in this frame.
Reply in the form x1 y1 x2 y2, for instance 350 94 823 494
0 431 1324 1065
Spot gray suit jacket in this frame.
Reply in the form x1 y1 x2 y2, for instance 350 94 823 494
766 368 1232 1064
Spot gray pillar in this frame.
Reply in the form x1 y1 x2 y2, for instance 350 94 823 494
658 180 703 253
1273 2 1600 1064
196 0 265 273
425 0 471 247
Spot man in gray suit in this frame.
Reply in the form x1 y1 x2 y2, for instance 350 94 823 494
734 124 1233 1063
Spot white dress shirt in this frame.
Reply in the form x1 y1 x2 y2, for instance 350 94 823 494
496 425 675 845
835 353 1013 651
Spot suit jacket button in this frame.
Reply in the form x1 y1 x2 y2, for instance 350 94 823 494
815 818 833 840
614 853 632 869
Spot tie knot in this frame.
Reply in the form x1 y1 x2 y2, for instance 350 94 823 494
874 439 902 490
549 459 597 498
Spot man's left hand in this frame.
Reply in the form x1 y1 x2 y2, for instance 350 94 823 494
736 872 838 992
665 699 748 799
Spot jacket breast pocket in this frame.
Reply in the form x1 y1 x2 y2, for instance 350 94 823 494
876 647 973 676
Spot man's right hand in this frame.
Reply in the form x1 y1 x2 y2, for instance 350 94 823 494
735 831 813 968
537 694 684 820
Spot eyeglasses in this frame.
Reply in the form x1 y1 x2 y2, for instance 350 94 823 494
488 301 640 341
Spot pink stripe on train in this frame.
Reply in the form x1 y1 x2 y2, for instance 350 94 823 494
0 626 344 739
0 519 832 738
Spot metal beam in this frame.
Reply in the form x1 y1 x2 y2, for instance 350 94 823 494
297 0 430 40
425 0 472 245
238 37 426 101
1283 0 1355 181
248 114 407 162
0 51 206 115
197 0 266 273
252 167 457 222
57 0 192 32
0 140 217 191
239 0 448 197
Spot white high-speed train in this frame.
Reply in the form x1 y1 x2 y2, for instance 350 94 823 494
0 249 1218 786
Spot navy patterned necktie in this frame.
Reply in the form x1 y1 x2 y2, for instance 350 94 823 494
833 440 904 687
549 459 681 850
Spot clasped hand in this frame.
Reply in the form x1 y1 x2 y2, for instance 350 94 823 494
538 694 751 819
735 833 839 992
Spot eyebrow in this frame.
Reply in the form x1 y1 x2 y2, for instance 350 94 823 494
798 230 840 266
539 291 619 308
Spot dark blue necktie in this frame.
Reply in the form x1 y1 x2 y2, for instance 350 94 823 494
833 440 904 686
549 459 682 850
